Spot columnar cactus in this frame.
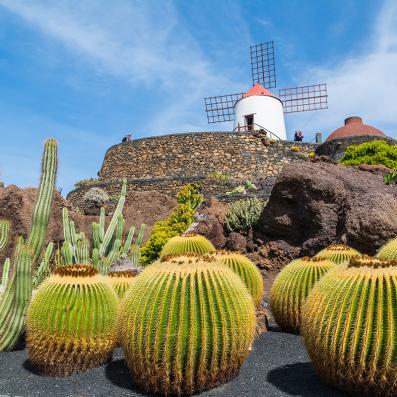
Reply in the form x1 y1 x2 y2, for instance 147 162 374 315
27 264 118 376
108 270 137 298
269 257 336 334
0 219 10 254
314 243 361 264
160 233 215 258
119 255 256 396
0 138 57 351
211 251 264 306
377 236 397 260
302 256 397 396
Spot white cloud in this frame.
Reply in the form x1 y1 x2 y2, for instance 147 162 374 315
287 0 397 140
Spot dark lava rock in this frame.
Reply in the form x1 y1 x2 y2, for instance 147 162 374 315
256 161 397 256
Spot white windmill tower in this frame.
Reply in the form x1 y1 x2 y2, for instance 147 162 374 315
204 41 328 140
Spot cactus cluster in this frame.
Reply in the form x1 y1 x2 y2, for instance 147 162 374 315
27 264 118 376
60 181 145 273
270 256 336 334
119 255 256 396
211 251 264 306
0 138 57 351
302 256 397 396
315 243 361 264
377 236 397 260
160 233 215 258
108 270 137 298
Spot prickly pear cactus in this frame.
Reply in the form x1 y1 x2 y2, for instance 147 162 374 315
269 257 336 334
302 256 397 397
119 255 256 396
315 243 361 264
160 233 215 258
377 236 397 260
26 264 118 376
211 251 264 306
108 270 137 298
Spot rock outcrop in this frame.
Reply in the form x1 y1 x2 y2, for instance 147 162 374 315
256 161 397 256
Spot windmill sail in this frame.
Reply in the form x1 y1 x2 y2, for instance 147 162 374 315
279 83 328 113
204 92 244 123
250 41 276 89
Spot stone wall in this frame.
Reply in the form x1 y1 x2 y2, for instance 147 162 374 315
68 131 317 205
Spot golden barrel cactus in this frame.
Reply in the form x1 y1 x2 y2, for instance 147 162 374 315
269 257 336 334
108 270 138 299
160 233 215 258
377 236 397 260
119 255 256 396
315 243 361 264
26 264 119 376
302 256 397 396
211 251 264 306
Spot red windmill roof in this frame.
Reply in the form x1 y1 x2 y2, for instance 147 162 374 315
243 83 275 98
326 116 385 142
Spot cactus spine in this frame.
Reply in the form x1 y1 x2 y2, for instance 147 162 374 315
160 233 215 258
0 138 57 351
119 255 256 396
0 219 10 254
27 264 118 376
302 256 397 396
269 257 336 334
108 270 137 298
315 243 361 264
377 236 397 260
211 251 264 306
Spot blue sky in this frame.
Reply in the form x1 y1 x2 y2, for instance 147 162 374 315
0 0 396 195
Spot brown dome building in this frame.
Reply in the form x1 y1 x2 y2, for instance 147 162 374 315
326 116 385 142
316 116 395 160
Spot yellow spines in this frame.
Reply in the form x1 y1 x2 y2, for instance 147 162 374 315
26 264 119 376
210 251 264 306
269 257 336 334
118 255 256 396
160 233 215 258
315 243 361 264
302 256 397 396
108 270 137 299
377 236 397 260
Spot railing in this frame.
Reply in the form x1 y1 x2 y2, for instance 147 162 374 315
233 123 282 141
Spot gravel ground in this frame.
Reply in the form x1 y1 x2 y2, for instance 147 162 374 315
0 331 348 397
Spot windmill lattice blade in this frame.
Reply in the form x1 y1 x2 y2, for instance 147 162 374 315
279 83 328 113
250 41 276 89
204 93 244 124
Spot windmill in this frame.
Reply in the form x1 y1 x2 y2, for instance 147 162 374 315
204 41 328 140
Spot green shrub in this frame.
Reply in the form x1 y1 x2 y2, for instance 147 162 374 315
74 178 100 189
340 140 397 169
140 184 203 265
224 198 266 232
207 171 230 181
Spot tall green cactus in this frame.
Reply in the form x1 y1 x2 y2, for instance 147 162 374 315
61 180 144 273
119 254 256 396
269 256 336 334
302 256 397 396
0 138 57 351
1 258 10 288
0 220 10 254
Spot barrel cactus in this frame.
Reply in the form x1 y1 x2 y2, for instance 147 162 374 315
269 257 336 334
315 243 361 264
211 251 264 306
377 236 397 260
160 233 215 258
26 264 118 376
108 270 138 298
302 256 397 396
119 255 256 396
